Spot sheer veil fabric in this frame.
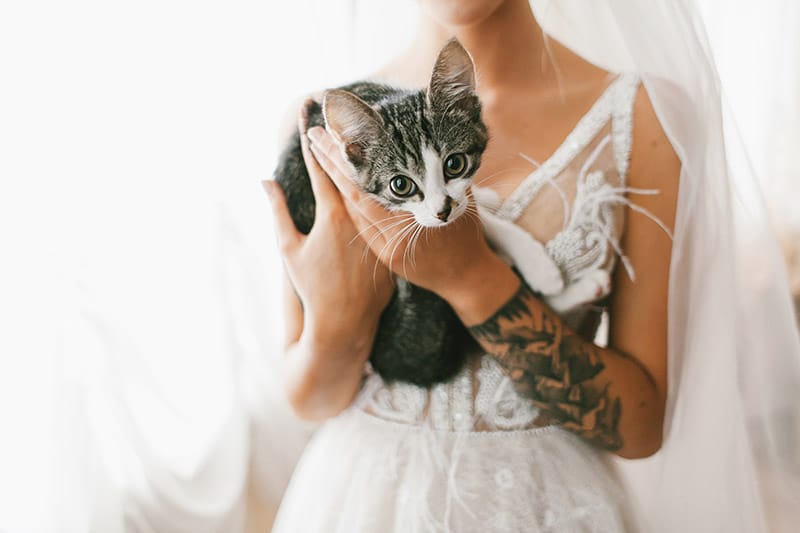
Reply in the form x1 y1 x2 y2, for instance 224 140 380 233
527 0 800 530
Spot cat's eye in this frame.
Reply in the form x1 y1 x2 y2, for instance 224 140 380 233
443 153 468 179
389 175 417 197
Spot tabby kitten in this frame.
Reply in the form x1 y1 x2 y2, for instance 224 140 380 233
274 39 487 386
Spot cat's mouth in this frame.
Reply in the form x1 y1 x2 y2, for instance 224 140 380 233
416 199 469 228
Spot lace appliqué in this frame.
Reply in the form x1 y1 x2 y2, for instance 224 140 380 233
357 373 429 425
357 356 543 431
498 74 671 286
474 357 539 430
357 365 475 430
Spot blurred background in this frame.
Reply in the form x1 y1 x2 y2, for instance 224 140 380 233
0 0 797 531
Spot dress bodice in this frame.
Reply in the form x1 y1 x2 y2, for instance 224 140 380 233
354 74 645 432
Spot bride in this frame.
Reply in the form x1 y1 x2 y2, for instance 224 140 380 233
264 0 800 531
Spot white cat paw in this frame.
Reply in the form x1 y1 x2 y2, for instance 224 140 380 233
546 269 611 313
471 185 502 211
515 247 564 296
588 269 612 299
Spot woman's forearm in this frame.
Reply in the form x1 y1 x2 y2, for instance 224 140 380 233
282 317 377 421
441 257 664 459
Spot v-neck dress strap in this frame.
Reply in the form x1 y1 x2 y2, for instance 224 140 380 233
503 74 643 294
498 73 640 222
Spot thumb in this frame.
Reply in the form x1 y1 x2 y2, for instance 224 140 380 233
262 179 301 254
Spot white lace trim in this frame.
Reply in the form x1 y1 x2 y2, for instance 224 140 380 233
544 135 619 281
497 74 638 221
611 74 639 178
357 356 543 431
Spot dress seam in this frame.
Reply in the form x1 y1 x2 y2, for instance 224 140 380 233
349 406 563 438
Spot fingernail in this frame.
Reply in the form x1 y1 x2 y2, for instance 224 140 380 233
307 127 324 143
261 180 274 198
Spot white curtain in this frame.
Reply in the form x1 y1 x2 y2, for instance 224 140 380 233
1 1 798 531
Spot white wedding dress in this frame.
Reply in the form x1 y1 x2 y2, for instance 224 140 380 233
272 74 644 532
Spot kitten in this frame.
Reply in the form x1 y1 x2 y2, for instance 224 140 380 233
275 39 486 386
274 39 599 387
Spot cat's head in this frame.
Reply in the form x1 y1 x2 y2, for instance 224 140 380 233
322 39 487 228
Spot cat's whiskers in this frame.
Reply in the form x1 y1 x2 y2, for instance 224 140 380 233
389 221 421 280
392 220 419 277
479 149 531 166
409 224 427 269
473 167 520 188
403 223 422 269
362 215 417 264
411 225 424 268
370 225 400 285
378 222 412 281
362 221 394 263
462 208 485 241
350 213 413 247
464 203 482 218
372 219 417 284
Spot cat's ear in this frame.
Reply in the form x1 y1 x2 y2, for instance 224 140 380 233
427 38 477 107
323 89 383 165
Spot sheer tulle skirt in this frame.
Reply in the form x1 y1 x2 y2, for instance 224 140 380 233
272 408 633 532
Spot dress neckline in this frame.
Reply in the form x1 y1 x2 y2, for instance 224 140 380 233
495 74 628 221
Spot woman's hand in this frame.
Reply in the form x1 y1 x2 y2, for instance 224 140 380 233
266 106 394 343
306 125 507 307
264 103 394 419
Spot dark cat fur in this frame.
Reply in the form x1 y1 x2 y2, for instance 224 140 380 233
273 41 487 386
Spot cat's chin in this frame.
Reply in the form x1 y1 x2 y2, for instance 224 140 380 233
418 219 451 228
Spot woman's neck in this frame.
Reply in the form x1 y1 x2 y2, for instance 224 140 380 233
380 0 603 95
454 0 549 89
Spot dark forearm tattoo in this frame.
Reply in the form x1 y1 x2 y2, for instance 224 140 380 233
468 282 623 450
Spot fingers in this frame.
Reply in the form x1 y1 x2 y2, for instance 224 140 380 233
262 180 301 254
306 140 388 239
307 126 362 204
305 124 406 264
305 124 394 229
297 100 340 213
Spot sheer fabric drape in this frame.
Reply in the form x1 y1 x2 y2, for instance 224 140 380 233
531 1 800 530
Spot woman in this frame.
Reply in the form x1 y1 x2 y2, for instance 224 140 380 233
265 0 799 531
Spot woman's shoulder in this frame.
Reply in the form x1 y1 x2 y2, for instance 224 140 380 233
603 78 678 404
628 80 681 204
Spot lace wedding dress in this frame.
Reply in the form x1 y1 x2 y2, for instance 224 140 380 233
273 74 643 532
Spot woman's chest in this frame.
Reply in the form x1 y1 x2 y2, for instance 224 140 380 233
473 79 617 178
473 128 621 249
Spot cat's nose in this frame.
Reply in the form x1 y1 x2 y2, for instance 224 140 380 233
436 204 452 222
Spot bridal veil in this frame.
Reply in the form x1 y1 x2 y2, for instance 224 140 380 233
529 1 800 530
